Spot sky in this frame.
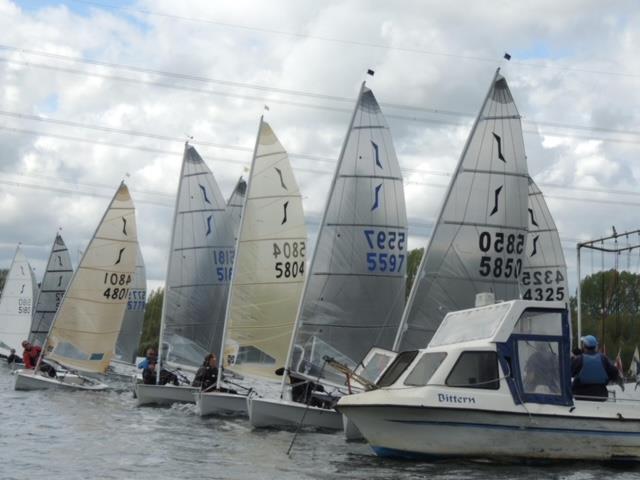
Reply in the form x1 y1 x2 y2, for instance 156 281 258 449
0 0 639 295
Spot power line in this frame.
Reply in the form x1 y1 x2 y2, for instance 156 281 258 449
65 0 639 80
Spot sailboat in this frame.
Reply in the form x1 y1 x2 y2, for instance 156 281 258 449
394 69 530 353
249 82 408 429
108 245 146 379
135 145 243 406
29 233 73 347
519 177 568 303
14 182 138 390
0 245 37 357
195 118 307 417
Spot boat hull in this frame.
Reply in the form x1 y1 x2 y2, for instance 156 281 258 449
248 397 342 430
135 384 197 406
195 391 248 417
14 369 109 391
342 414 364 442
338 404 640 462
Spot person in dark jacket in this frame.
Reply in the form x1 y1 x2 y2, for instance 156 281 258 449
571 335 621 401
6 348 23 365
142 361 179 386
192 353 219 391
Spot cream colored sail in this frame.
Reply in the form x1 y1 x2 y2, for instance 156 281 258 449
45 182 137 373
221 119 307 381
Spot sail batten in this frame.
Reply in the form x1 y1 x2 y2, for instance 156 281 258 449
397 71 529 351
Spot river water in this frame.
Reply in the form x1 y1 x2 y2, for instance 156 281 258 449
0 369 638 480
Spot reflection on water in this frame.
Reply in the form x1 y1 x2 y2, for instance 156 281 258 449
0 367 638 480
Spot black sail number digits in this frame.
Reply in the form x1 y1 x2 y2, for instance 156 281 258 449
102 272 133 300
478 231 524 279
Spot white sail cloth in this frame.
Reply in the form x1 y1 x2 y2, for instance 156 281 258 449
0 246 36 355
46 182 138 373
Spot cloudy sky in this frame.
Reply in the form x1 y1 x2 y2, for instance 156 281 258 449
0 0 639 295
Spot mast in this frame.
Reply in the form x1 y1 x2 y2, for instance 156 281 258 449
156 146 188 383
392 68 501 351
216 116 263 389
279 82 366 396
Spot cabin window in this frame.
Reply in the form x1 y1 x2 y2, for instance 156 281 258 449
517 340 561 395
376 350 418 387
446 351 499 390
358 352 396 383
513 310 562 336
404 352 447 386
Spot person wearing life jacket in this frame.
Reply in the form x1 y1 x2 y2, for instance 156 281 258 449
21 341 56 377
192 353 219 391
571 335 621 401
137 347 157 370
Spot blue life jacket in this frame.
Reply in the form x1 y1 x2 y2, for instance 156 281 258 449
577 353 609 385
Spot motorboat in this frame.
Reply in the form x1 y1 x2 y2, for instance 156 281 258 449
337 300 640 462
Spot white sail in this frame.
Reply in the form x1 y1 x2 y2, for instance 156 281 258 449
29 233 73 347
0 246 36 355
396 70 529 351
45 182 138 373
114 245 146 364
159 144 237 370
290 84 408 383
520 177 568 303
221 119 307 381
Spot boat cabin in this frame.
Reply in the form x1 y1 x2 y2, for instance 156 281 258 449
375 300 574 406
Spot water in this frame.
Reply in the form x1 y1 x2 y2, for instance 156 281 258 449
1 369 638 480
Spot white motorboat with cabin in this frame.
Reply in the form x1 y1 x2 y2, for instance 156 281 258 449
337 299 640 462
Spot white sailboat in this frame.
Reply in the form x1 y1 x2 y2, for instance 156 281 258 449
15 182 138 391
135 145 243 406
249 82 408 430
29 233 73 347
196 118 307 417
0 245 37 357
394 69 530 352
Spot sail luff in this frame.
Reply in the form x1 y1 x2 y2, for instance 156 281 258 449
393 69 501 351
216 117 263 389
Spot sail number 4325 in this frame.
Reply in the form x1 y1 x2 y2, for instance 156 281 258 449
364 229 406 273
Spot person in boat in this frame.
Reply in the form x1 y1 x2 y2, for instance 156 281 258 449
192 353 219 391
523 344 561 394
137 347 157 370
20 341 56 377
142 360 179 386
6 348 23 365
275 366 334 409
571 335 621 401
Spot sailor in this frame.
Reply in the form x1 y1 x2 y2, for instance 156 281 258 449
142 361 157 385
21 341 56 377
192 353 219 391
571 335 621 401
142 360 179 386
6 348 23 365
137 347 157 370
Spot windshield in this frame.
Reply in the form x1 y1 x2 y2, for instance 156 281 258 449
430 303 510 347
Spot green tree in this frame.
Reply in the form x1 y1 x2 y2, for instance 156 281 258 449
406 248 424 299
0 269 7 294
138 288 164 355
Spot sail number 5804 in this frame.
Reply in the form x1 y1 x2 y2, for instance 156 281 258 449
273 241 305 279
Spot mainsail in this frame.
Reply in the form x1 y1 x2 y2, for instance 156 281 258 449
45 182 137 373
520 177 568 302
158 144 235 369
114 245 147 364
396 70 529 351
29 233 73 347
221 119 307 381
0 246 36 355
290 83 408 381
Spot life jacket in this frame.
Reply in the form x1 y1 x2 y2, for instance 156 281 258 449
577 353 609 385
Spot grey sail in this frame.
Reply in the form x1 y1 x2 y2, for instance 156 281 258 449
520 177 568 302
29 233 73 346
290 84 408 382
159 144 235 369
114 245 146 364
225 177 247 240
396 70 529 351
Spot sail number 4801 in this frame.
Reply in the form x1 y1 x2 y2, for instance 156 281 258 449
364 229 406 273
103 272 133 300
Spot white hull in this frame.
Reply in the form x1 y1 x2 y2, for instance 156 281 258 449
195 391 248 417
338 404 640 462
135 384 197 406
342 414 364 442
248 397 342 430
14 369 108 391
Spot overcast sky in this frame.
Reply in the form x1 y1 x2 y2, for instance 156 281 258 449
0 0 639 295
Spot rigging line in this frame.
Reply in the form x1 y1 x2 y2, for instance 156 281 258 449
5 52 640 138
64 0 639 79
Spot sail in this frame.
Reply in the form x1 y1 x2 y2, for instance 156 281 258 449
0 246 36 355
397 70 529 351
222 120 307 381
225 177 246 239
29 233 73 346
114 245 146 364
160 144 234 369
45 183 137 373
291 84 408 381
519 177 568 302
